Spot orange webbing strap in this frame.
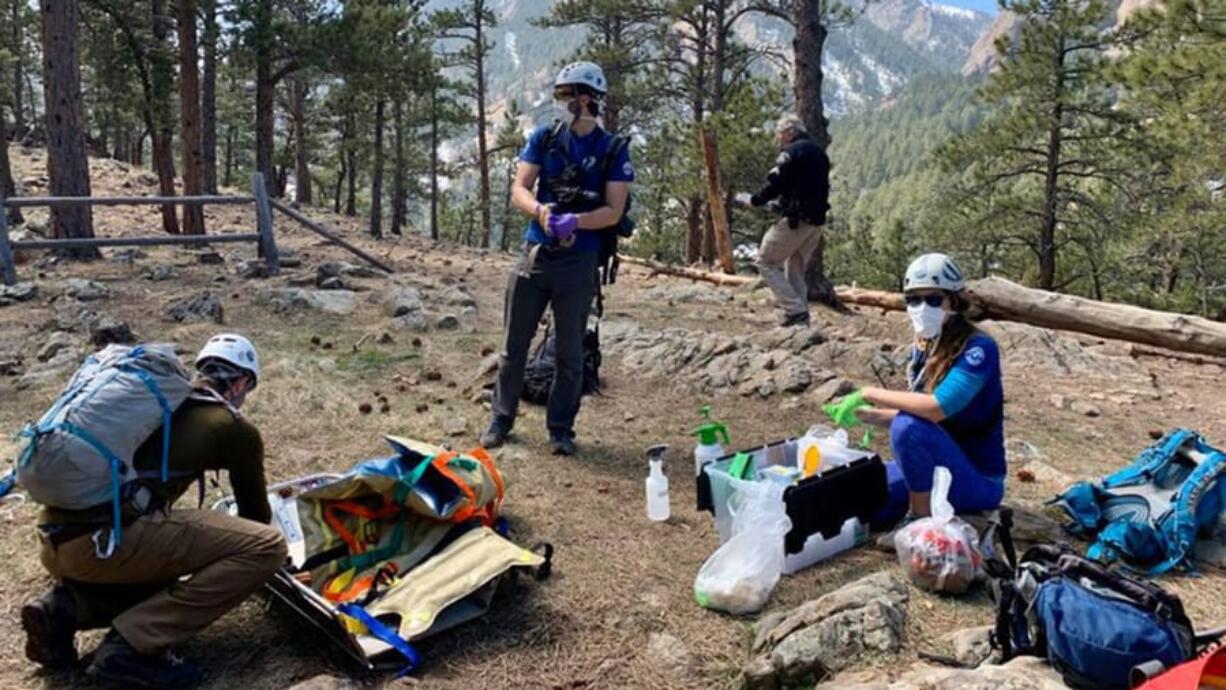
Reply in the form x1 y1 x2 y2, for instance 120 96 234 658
468 447 505 524
323 562 400 604
430 451 480 523
324 498 401 556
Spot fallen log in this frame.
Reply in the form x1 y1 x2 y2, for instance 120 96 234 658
967 276 1226 359
619 256 1226 358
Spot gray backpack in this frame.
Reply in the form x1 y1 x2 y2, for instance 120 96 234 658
17 344 192 555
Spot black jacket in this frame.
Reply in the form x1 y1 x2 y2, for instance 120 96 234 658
752 132 830 226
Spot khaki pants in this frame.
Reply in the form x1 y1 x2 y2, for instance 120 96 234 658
757 219 822 317
40 509 286 654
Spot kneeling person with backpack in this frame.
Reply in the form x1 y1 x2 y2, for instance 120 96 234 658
20 334 285 688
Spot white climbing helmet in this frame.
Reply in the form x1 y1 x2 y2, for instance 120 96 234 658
904 253 966 293
196 333 261 383
554 61 607 95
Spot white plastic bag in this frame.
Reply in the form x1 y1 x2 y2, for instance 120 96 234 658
893 466 982 594
694 482 791 614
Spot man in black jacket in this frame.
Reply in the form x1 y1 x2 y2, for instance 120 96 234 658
750 115 831 328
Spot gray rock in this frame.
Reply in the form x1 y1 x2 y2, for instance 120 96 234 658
646 632 694 678
65 278 110 301
384 287 425 318
0 282 38 303
90 318 136 346
17 348 80 389
278 250 302 268
0 356 22 376
941 626 995 668
138 172 158 186
317 260 381 282
318 276 352 291
256 288 356 315
165 292 224 324
744 572 909 690
197 251 225 265
285 272 316 287
843 656 1067 690
644 284 730 304
237 260 271 280
145 265 180 282
438 285 477 308
445 417 468 437
435 314 460 330
812 377 855 404
110 248 147 264
1006 439 1043 463
37 331 79 362
391 311 430 332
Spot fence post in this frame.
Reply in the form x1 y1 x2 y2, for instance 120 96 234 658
0 191 16 286
251 173 280 275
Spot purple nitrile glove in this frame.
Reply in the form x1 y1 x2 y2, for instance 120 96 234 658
547 213 579 243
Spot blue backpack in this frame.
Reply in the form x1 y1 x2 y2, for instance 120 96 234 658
1055 429 1226 575
983 517 1196 690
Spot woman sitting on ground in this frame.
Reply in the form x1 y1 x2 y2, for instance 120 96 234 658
852 253 1007 523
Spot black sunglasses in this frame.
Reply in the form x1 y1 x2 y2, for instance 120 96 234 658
904 293 945 308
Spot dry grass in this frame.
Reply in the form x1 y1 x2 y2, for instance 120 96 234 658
2 145 1225 689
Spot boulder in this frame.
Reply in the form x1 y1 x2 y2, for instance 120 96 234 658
643 284 730 305
318 276 352 291
65 278 110 301
317 261 381 283
197 251 225 265
236 260 271 280
144 265 180 282
435 314 460 330
36 331 80 362
817 656 1067 690
90 318 136 346
744 572 909 690
278 250 303 268
941 625 995 668
256 288 356 315
812 377 854 404
384 287 425 318
164 292 225 324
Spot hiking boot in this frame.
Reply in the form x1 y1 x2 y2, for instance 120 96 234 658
21 585 79 669
480 417 513 449
779 311 811 328
550 431 577 457
87 630 204 689
875 511 922 550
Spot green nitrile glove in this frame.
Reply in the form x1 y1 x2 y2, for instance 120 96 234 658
822 390 869 428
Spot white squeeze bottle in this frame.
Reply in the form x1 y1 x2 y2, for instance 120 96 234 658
646 444 671 522
693 405 731 478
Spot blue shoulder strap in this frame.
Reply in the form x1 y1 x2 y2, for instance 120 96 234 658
1148 450 1226 575
337 603 421 677
1103 429 1197 489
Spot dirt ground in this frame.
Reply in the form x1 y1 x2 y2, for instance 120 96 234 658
2 145 1225 689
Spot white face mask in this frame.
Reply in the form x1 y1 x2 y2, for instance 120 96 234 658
907 302 946 340
554 100 579 127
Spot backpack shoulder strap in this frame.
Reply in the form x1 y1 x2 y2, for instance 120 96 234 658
599 133 630 180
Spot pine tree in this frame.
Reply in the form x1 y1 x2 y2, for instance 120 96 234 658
937 0 1134 291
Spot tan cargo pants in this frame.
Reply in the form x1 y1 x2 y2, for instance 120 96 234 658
39 509 286 654
757 218 822 318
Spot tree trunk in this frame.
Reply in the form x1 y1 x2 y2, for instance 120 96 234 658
429 85 439 241
150 0 179 234
0 105 23 225
38 0 96 256
499 161 514 252
12 0 25 139
333 151 344 214
792 0 830 148
223 124 233 187
177 0 205 235
369 98 385 238
475 11 491 249
345 111 356 217
391 97 405 236
254 0 274 188
291 76 311 205
685 197 702 264
201 0 218 194
699 126 734 273
1038 53 1065 291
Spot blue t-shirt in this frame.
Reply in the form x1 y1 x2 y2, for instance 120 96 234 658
908 333 1006 477
519 124 634 253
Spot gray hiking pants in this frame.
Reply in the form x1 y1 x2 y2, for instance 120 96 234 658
757 218 822 317
491 245 597 437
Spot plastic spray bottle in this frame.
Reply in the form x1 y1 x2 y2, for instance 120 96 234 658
693 405 730 478
646 444 671 522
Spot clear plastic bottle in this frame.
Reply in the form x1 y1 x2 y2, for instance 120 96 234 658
646 445 671 522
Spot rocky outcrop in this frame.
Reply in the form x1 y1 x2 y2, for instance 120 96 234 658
816 656 1068 689
962 10 1024 75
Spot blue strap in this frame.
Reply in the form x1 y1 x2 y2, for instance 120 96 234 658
1104 429 1197 489
337 603 420 677
1147 450 1226 576
55 421 126 557
122 366 174 482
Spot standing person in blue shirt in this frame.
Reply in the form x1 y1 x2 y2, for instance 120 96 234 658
829 253 1006 524
480 61 633 456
